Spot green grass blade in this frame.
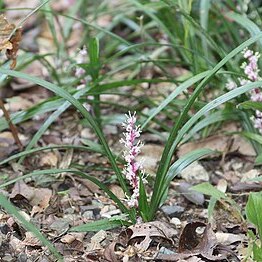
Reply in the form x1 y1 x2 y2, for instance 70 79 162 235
241 131 262 145
238 101 262 111
181 109 240 143
138 175 149 222
158 148 214 205
226 12 262 46
172 80 262 149
0 145 89 166
70 216 130 232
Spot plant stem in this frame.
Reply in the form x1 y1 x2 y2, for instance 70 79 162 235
93 94 101 129
0 99 23 150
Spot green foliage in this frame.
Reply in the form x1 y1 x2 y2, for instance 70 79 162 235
246 192 262 261
70 216 130 232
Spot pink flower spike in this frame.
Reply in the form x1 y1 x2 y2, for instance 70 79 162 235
229 49 262 136
120 111 146 208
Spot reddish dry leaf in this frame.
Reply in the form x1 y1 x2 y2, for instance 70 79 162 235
6 27 22 69
0 14 15 50
61 232 85 245
22 232 41 247
176 222 240 261
104 241 119 262
0 15 22 69
178 222 206 253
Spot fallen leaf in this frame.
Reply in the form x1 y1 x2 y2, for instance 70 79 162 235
0 15 15 50
6 27 22 69
178 222 206 253
169 222 240 261
22 232 41 247
10 181 52 216
0 15 22 69
104 241 120 262
39 151 58 167
215 232 244 245
127 221 176 251
86 230 107 251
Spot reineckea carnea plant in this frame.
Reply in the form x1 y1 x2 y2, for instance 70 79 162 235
2 34 262 231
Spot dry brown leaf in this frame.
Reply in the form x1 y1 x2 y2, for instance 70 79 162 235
212 200 243 231
109 184 125 199
60 232 85 244
10 181 52 216
215 232 244 246
30 188 52 216
0 14 15 50
0 15 22 69
39 151 58 167
104 241 119 262
22 232 41 247
171 222 240 261
6 27 22 69
86 230 107 251
127 221 176 251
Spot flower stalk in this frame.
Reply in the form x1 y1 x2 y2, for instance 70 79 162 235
120 112 146 208
226 48 262 134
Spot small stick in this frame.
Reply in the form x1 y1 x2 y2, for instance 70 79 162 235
0 99 23 150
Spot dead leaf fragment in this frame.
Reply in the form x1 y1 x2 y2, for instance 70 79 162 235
0 15 15 50
104 241 119 262
86 230 107 251
176 222 240 261
6 28 22 69
0 15 22 69
22 232 41 247
127 221 176 251
10 181 52 216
